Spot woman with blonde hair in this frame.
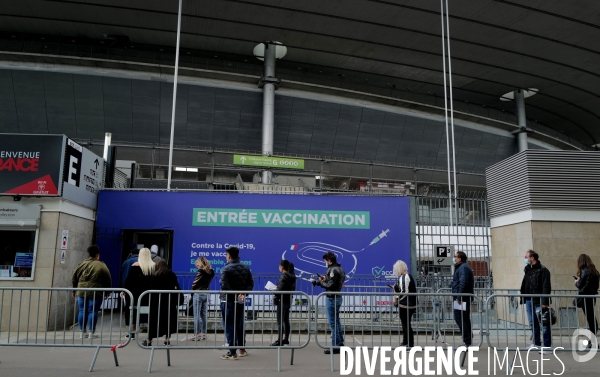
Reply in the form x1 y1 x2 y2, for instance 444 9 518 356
124 248 155 338
188 257 215 341
575 254 599 343
392 260 417 347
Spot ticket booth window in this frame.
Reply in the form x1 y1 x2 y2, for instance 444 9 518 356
0 229 38 279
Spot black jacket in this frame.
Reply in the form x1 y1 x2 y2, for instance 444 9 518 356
148 270 180 339
394 273 417 308
274 271 297 306
520 261 551 306
219 258 254 302
451 262 474 302
576 267 600 295
192 268 215 291
316 263 345 297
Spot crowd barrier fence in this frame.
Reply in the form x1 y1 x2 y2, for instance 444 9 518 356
136 290 312 372
2 287 597 373
313 291 482 372
0 287 134 371
484 293 600 351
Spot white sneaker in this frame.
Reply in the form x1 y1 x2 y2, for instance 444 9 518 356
79 332 88 339
89 333 100 339
526 344 537 349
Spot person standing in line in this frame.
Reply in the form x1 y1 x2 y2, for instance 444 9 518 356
124 248 155 339
519 249 552 353
392 260 417 347
145 259 181 347
451 251 474 347
219 246 254 360
575 254 599 345
71 245 112 339
188 257 215 341
270 260 296 347
312 251 345 354
120 243 139 330
121 244 139 286
150 245 162 262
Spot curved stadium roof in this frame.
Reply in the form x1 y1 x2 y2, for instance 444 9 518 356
1 0 599 153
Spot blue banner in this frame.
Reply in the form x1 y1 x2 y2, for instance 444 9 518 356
97 192 410 281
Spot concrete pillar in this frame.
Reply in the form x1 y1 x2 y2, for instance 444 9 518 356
261 44 277 184
514 90 528 152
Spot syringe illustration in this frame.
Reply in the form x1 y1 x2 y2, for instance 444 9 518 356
281 228 392 281
368 229 390 246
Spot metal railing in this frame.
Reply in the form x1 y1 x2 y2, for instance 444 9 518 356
313 291 482 372
136 290 312 372
3 287 597 372
484 293 600 351
0 287 133 371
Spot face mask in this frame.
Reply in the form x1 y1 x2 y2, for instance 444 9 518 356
524 258 531 265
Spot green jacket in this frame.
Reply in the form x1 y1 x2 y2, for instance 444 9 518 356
71 258 112 298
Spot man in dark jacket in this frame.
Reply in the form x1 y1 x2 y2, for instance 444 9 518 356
219 246 254 360
520 249 552 351
451 251 474 347
313 252 345 354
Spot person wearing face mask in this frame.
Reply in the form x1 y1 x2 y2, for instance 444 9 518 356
519 249 552 353
451 251 474 347
312 252 345 354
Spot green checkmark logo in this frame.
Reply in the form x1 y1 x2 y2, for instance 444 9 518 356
374 266 385 275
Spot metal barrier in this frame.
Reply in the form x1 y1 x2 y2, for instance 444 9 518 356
136 290 312 372
313 291 481 371
485 293 600 351
437 288 579 333
0 287 134 371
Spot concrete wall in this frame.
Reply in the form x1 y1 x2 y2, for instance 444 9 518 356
0 208 95 332
492 221 600 291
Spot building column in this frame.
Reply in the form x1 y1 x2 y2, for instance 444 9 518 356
261 44 276 184
255 42 286 184
514 89 529 152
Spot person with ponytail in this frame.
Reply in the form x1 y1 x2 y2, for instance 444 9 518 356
270 260 296 346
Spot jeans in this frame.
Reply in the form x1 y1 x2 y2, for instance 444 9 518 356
193 293 208 334
453 301 472 346
399 307 416 346
326 296 344 347
77 297 103 332
525 300 552 347
220 301 245 354
275 303 291 342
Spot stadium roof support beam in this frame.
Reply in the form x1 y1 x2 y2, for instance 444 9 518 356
514 89 530 153
255 42 286 184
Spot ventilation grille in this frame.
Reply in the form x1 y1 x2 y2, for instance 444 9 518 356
486 150 600 217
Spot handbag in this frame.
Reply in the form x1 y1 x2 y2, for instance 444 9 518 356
573 297 585 308
537 307 557 326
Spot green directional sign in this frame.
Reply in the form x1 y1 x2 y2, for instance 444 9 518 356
233 154 304 170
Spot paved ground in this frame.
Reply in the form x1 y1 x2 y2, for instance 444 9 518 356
1 336 598 376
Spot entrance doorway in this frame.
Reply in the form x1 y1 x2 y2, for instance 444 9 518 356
122 230 173 266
